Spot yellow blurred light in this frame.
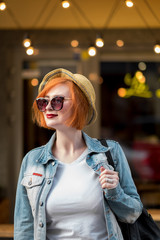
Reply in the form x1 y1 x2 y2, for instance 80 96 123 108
81 50 89 60
138 76 145 84
118 88 127 98
154 44 160 54
71 40 79 48
135 71 143 80
135 71 146 83
26 46 34 56
124 73 132 85
31 78 39 87
138 76 146 83
61 0 70 8
116 40 124 47
23 38 31 48
156 89 160 98
0 1 6 11
88 46 96 57
125 0 134 7
95 38 104 48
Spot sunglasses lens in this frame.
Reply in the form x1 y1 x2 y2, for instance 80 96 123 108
51 97 64 111
36 98 48 112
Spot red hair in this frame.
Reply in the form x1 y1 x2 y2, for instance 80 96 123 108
32 78 89 130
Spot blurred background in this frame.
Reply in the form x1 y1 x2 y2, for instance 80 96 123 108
0 0 160 235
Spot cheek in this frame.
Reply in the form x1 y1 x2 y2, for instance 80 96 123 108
61 103 73 118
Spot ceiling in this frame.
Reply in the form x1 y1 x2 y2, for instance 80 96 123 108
0 0 160 55
0 0 160 30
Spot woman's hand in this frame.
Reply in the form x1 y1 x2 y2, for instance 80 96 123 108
99 166 119 189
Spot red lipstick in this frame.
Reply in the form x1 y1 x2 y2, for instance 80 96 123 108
46 114 58 119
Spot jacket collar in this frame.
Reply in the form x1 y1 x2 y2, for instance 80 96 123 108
82 132 109 153
37 131 109 164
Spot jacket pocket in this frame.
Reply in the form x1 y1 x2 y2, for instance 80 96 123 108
21 175 44 214
21 175 44 188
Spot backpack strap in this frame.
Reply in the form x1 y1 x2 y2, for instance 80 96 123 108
99 139 115 169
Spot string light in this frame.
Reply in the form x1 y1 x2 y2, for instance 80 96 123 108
0 1 6 11
125 0 134 8
26 46 35 56
154 43 160 54
88 46 97 57
95 35 104 48
31 78 39 87
23 35 31 48
116 39 124 47
61 0 70 8
71 40 79 47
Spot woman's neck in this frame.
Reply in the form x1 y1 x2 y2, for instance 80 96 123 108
52 128 87 163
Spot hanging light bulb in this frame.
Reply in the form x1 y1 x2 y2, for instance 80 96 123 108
61 0 70 8
154 43 160 54
26 46 34 56
95 35 104 48
88 46 97 57
71 40 79 48
125 0 134 8
0 1 7 11
31 78 39 87
23 35 31 48
116 39 124 47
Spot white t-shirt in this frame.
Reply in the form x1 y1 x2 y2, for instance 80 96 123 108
46 148 108 240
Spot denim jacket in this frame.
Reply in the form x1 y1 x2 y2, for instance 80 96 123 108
14 132 143 240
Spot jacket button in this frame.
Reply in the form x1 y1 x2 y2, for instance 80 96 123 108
28 181 32 186
39 201 43 206
47 180 51 184
52 161 55 166
39 222 44 228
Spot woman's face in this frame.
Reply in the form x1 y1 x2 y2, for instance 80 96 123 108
43 83 72 130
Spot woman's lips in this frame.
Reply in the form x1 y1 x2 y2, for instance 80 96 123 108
46 114 58 119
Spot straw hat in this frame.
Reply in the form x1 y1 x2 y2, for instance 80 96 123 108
38 68 97 125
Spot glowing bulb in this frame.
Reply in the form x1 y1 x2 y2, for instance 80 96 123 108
71 40 79 48
125 0 134 7
135 71 143 79
23 38 31 48
0 1 6 11
154 44 160 54
118 88 127 98
61 0 70 8
88 46 96 57
135 71 146 83
156 89 160 98
31 78 39 86
95 37 104 48
26 46 34 56
116 40 124 47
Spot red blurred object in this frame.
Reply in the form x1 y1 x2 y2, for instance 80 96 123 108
133 141 160 181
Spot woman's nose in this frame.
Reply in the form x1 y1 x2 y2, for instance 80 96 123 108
45 100 52 110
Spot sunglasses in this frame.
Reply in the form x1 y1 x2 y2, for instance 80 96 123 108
36 96 71 112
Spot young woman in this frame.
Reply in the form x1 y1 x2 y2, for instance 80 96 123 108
14 68 143 240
